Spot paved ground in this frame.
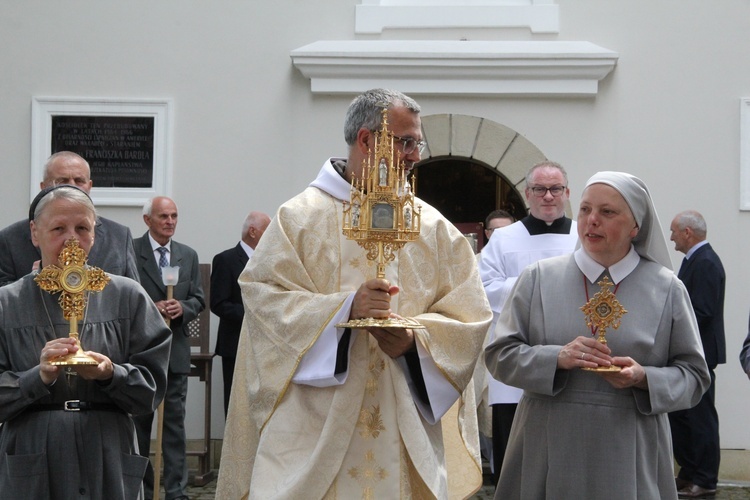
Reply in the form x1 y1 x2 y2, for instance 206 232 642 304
185 478 750 499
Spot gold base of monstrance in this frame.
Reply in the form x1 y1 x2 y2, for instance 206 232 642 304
581 365 622 373
35 238 110 365
580 275 626 372
335 109 423 330
338 317 424 329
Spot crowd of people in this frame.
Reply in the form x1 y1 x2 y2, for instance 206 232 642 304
0 88 748 499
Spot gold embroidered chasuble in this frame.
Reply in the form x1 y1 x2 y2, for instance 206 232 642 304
216 172 491 499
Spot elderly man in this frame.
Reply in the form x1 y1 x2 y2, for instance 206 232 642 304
0 151 139 286
478 161 578 485
210 210 271 417
132 196 205 500
668 210 726 498
216 89 492 499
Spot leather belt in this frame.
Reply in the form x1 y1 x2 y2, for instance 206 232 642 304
25 400 126 414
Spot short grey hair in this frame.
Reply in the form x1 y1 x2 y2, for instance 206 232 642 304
674 210 707 239
142 198 155 217
33 185 96 221
43 151 91 183
525 161 569 187
241 211 266 236
143 196 178 218
343 89 421 146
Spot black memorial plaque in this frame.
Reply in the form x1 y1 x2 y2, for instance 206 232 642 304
51 115 155 188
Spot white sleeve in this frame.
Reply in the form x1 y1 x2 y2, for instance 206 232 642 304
397 335 460 424
292 293 356 387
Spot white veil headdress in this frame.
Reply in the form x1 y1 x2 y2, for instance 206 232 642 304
583 171 672 270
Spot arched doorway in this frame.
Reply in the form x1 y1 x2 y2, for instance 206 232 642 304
414 157 527 222
413 157 526 251
413 114 549 251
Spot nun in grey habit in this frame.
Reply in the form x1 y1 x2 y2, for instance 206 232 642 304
486 171 710 500
0 185 171 499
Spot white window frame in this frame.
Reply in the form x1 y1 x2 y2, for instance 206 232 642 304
740 98 750 210
31 96 173 207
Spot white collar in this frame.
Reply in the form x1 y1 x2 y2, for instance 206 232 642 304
574 245 640 284
148 233 171 252
309 158 351 202
685 240 708 260
240 240 254 259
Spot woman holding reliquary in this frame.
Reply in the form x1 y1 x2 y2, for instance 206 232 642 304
486 171 710 499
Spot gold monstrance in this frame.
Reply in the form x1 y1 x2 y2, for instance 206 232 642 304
35 238 110 365
336 109 423 330
580 275 627 372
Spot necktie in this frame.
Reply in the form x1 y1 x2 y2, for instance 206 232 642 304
157 247 169 268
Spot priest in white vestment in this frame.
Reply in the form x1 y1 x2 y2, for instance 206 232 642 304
216 89 492 500
478 161 578 483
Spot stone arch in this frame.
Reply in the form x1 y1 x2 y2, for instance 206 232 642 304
419 113 573 216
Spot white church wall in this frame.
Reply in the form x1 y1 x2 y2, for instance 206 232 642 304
2 1 750 460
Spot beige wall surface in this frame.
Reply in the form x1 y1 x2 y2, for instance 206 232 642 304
2 0 750 452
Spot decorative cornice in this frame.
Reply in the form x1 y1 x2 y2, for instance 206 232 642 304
291 40 618 97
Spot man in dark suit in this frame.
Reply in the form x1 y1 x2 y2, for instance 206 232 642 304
0 151 139 286
132 196 205 500
668 210 726 498
210 211 270 417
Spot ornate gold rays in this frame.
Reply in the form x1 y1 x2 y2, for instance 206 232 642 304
35 238 110 365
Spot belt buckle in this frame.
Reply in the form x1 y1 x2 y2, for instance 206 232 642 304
64 400 81 411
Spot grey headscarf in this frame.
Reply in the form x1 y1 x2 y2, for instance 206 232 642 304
583 171 672 270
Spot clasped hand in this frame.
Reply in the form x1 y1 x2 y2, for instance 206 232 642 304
155 298 183 320
557 335 648 389
351 278 416 358
39 337 115 385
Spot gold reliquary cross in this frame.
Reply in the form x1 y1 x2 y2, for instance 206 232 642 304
580 275 627 372
35 238 110 365
580 275 627 346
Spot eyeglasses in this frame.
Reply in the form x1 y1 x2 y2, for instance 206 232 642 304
392 134 426 155
528 185 567 197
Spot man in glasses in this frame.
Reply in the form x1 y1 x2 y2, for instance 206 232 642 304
217 88 491 499
478 160 578 486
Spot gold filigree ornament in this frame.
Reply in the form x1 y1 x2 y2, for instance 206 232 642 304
580 275 627 372
336 108 423 330
35 238 110 365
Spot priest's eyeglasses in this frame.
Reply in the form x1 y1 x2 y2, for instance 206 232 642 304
392 134 426 155
529 185 567 197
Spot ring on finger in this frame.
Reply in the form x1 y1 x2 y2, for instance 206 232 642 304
580 352 586 360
